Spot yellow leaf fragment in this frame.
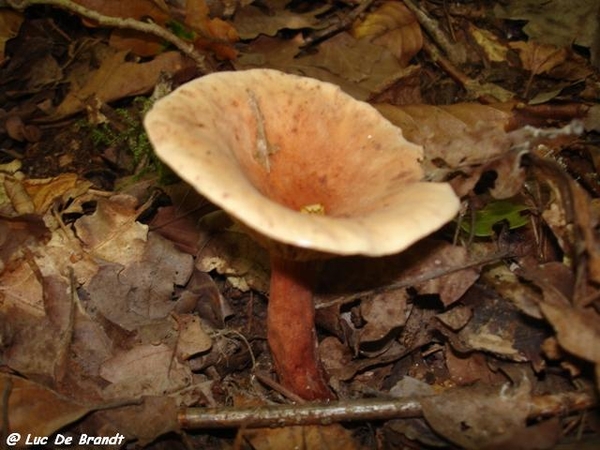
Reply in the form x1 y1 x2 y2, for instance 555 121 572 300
3 173 91 216
0 9 23 64
469 24 508 62
23 173 91 214
300 203 326 215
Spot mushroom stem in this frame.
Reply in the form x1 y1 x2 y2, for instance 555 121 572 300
267 255 334 401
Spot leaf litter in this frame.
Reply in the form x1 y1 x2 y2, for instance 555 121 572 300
1 0 600 449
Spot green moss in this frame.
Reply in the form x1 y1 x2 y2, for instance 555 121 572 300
79 97 175 183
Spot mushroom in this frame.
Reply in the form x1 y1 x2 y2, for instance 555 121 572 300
144 69 460 400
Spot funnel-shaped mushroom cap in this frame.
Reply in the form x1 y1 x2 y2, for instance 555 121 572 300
145 69 459 257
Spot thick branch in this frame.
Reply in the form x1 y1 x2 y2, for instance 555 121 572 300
6 0 209 72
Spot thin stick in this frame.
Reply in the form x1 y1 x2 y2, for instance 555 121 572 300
254 371 306 404
180 397 423 429
178 390 596 429
402 0 466 65
6 0 209 72
316 251 511 310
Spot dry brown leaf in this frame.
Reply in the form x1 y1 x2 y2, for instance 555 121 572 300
3 177 33 215
0 257 45 317
494 0 600 67
2 374 92 437
319 336 356 381
185 0 239 60
240 424 359 450
196 212 270 292
449 284 548 364
0 27 63 96
5 115 41 142
79 397 180 446
178 269 234 328
235 32 408 101
482 264 544 319
108 30 165 57
407 241 479 307
484 148 529 199
318 241 479 352
352 1 422 66
99 343 192 399
0 213 48 269
360 290 410 343
376 102 528 197
74 195 148 266
84 232 193 331
118 231 193 311
2 310 65 380
570 181 600 289
35 217 99 286
510 41 568 75
421 381 531 449
69 312 114 378
485 417 562 450
51 49 188 120
300 32 406 91
0 205 96 316
540 302 600 364
444 346 506 386
233 0 327 40
385 417 448 448
436 306 472 331
375 102 513 171
150 204 202 255
174 313 212 360
3 275 98 388
535 163 600 288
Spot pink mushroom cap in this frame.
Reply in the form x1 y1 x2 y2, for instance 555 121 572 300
144 69 460 259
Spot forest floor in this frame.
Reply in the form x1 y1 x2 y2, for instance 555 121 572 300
1 1 600 449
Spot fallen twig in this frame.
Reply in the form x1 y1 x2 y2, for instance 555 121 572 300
402 0 466 65
178 389 596 429
6 0 209 72
422 38 513 103
254 371 307 404
316 250 511 310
